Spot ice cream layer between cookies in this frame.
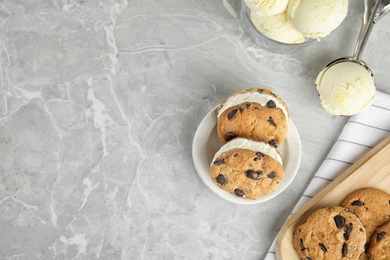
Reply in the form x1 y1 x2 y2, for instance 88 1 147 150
211 138 283 166
217 91 289 121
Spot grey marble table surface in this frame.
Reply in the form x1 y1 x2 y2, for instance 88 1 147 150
1 0 390 259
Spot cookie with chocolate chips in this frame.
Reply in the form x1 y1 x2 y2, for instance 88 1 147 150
341 188 390 249
210 138 284 200
367 221 390 259
216 88 289 147
293 206 366 260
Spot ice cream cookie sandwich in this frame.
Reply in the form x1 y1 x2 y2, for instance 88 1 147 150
210 137 284 200
216 88 289 147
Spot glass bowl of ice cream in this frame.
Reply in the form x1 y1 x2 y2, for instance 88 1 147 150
240 0 349 54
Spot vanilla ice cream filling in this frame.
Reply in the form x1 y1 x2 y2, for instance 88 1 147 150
217 91 289 121
211 138 283 166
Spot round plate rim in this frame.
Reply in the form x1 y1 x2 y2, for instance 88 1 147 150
192 105 302 205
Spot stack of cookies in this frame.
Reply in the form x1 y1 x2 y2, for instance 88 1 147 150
293 188 390 259
209 88 289 200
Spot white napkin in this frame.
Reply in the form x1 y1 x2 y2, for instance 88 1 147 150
265 90 390 260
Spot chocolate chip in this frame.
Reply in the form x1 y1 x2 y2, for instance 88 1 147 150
256 152 264 157
257 89 264 93
267 171 276 179
268 117 276 126
246 170 263 180
334 215 346 229
305 258 312 260
266 100 276 108
253 152 264 161
216 174 227 185
234 188 245 197
246 103 251 108
225 132 237 142
342 243 348 256
227 109 238 120
318 243 327 252
351 200 364 206
238 107 244 113
364 243 370 252
213 159 224 165
234 153 238 157
299 238 305 251
344 223 353 240
268 139 278 148
377 231 387 242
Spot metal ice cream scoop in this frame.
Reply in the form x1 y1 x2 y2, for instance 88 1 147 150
316 0 390 116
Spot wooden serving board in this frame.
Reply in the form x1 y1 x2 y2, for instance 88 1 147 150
275 136 390 260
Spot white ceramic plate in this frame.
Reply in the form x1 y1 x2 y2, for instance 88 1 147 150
192 106 302 205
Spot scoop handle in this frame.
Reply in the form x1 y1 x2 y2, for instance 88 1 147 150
374 0 390 22
353 0 381 60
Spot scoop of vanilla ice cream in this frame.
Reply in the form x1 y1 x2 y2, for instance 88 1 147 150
316 61 376 116
287 0 348 39
245 0 289 16
250 11 305 44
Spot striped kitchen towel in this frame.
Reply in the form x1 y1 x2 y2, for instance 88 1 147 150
265 90 390 260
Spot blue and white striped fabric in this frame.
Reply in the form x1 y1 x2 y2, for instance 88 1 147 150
265 91 390 260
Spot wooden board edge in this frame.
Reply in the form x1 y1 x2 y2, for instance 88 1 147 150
275 135 390 260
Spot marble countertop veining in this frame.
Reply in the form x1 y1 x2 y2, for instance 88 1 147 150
1 0 390 259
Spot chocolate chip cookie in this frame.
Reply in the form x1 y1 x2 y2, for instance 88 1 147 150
341 188 390 249
367 221 390 259
216 88 289 147
293 206 366 260
210 138 284 200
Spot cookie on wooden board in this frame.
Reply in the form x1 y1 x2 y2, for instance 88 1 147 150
341 188 390 248
293 206 366 260
210 137 283 200
216 88 289 147
367 221 390 259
